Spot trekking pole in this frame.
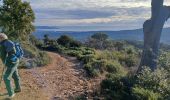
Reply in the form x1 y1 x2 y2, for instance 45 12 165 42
0 65 5 87
0 57 7 88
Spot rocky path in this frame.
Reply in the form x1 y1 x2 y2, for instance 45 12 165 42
0 52 103 100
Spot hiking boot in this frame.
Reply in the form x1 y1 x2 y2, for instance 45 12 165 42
9 93 15 98
14 88 21 93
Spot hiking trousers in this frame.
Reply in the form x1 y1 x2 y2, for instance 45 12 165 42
3 60 21 96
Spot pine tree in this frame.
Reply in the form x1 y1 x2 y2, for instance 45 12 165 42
0 0 35 41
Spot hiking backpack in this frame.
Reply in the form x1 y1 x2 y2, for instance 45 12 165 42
14 42 24 58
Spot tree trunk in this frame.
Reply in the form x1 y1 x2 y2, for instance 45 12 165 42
138 0 170 72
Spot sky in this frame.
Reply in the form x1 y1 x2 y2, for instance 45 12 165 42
1 0 170 31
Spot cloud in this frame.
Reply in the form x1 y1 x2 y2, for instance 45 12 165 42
24 0 151 10
35 9 116 19
33 6 150 26
20 0 170 29
22 0 170 10
35 14 148 26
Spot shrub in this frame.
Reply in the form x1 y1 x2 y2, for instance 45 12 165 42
36 51 51 66
125 46 137 55
70 40 82 47
124 55 136 67
96 50 138 68
54 44 66 53
84 59 107 77
95 50 120 61
101 75 131 100
66 50 82 57
29 35 43 48
92 59 107 73
132 87 161 100
18 40 51 68
158 52 170 72
43 34 50 45
114 41 125 51
105 61 123 73
57 35 81 48
117 53 138 67
81 54 95 64
19 51 51 68
82 48 95 55
22 42 40 58
84 62 99 77
57 35 73 47
134 67 170 99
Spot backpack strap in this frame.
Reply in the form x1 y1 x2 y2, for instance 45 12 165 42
0 40 8 64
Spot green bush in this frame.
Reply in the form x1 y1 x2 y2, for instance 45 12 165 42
134 67 170 99
92 59 107 73
132 87 161 100
36 51 51 66
65 50 81 57
57 35 73 47
105 61 123 73
53 44 66 53
158 52 170 72
114 41 125 51
84 62 99 77
83 59 107 77
29 35 43 47
101 75 131 100
19 40 51 68
57 35 81 48
70 40 82 47
81 54 95 64
96 50 138 68
123 55 136 67
19 51 50 68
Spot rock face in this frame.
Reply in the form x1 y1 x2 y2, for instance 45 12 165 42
139 0 170 71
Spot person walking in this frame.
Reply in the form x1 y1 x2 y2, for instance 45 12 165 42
0 33 21 98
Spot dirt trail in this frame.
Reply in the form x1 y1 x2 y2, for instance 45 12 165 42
0 52 103 100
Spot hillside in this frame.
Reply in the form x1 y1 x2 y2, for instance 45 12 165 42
0 52 103 100
33 27 170 44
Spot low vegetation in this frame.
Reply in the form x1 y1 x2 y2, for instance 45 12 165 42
36 32 170 99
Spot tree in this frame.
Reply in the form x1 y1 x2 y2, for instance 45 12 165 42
91 32 108 41
114 41 124 51
57 35 73 47
138 0 170 71
57 35 81 48
0 0 35 41
43 34 50 45
91 33 108 49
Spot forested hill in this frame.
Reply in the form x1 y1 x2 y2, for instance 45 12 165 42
33 26 170 44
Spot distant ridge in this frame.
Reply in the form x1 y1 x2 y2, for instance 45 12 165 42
36 26 60 29
33 26 170 44
35 26 170 32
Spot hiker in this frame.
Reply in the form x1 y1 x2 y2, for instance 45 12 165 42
0 33 21 98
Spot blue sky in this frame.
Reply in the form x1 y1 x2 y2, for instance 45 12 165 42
1 0 170 31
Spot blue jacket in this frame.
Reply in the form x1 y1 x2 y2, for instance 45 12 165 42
0 39 18 65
